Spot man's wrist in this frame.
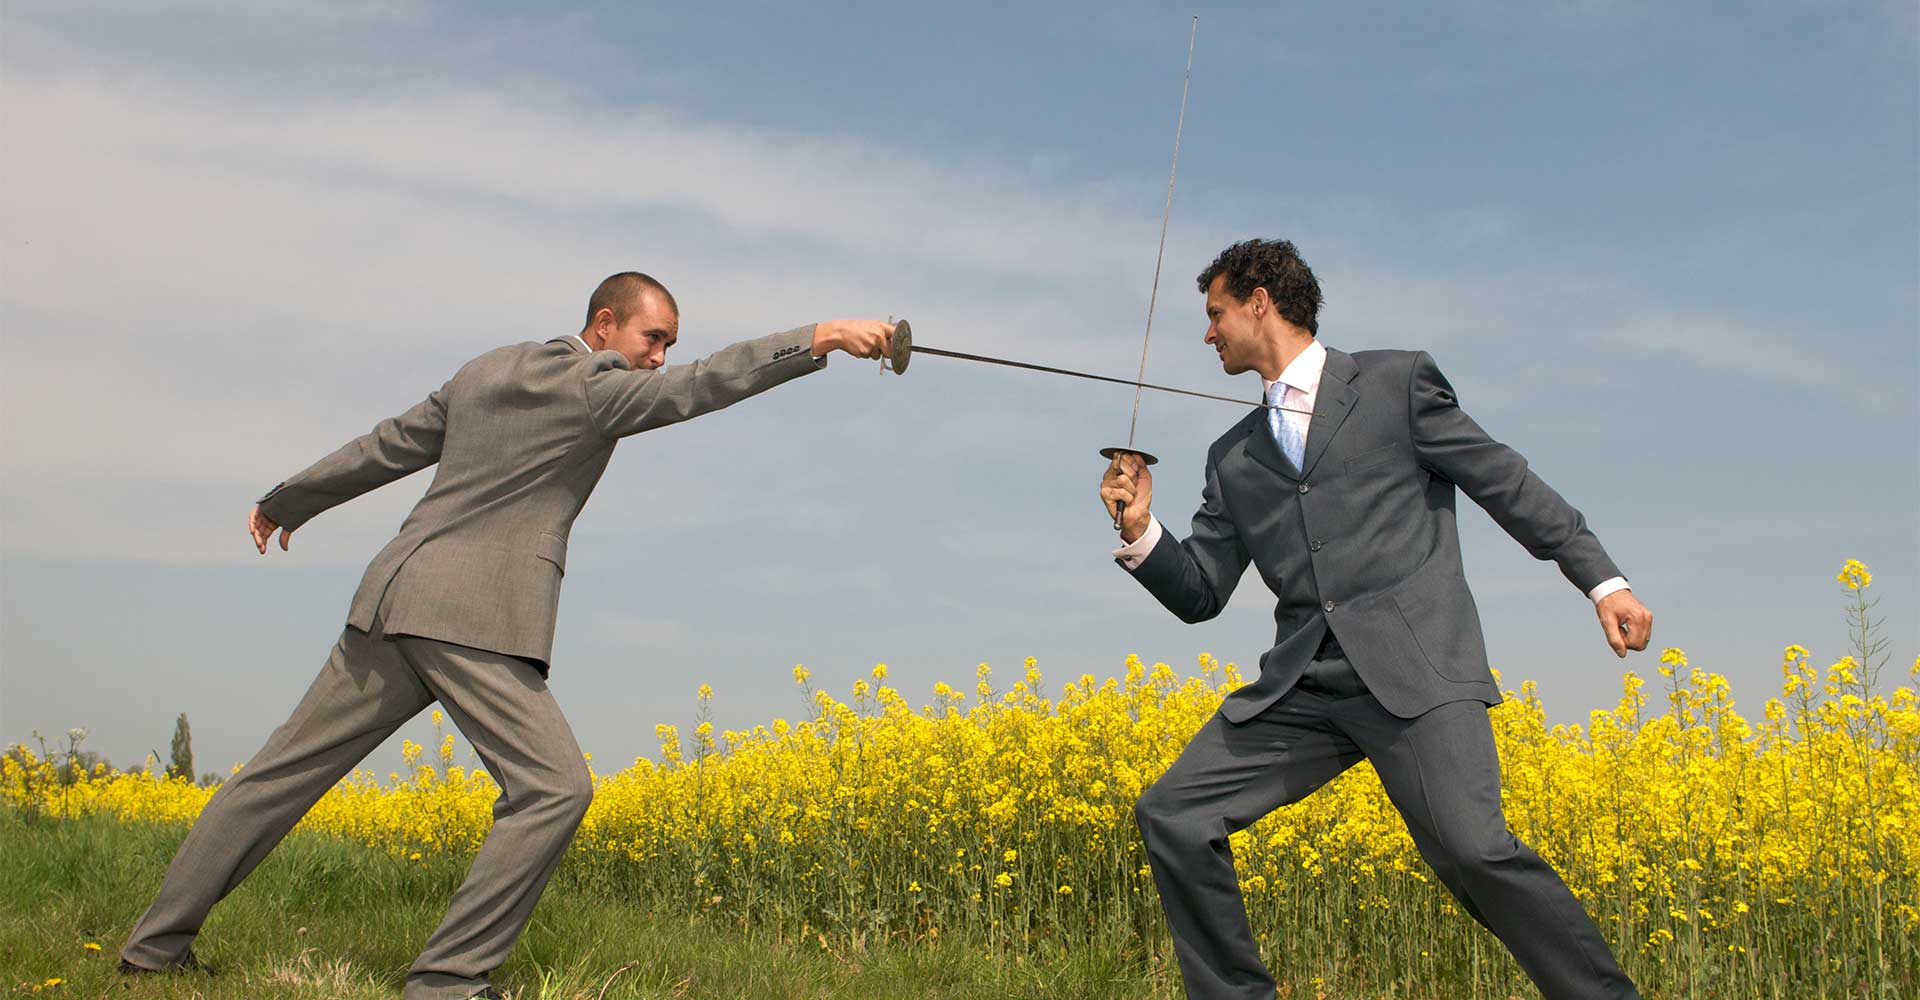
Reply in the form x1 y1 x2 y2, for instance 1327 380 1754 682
1587 576 1631 604
1112 517 1162 570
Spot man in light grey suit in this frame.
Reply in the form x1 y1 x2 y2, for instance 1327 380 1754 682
1100 240 1653 1000
119 272 896 1000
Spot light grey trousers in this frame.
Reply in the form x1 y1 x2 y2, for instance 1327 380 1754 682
120 616 593 1000
1134 664 1639 1000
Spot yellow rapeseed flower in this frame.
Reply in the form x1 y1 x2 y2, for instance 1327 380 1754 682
13 572 1913 1000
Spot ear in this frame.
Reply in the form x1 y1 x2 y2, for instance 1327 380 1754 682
1249 286 1271 317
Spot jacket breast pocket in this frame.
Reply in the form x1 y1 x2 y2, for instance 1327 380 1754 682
1344 442 1401 473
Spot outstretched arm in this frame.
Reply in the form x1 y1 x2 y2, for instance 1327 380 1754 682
587 321 893 439
1407 351 1650 655
253 383 451 546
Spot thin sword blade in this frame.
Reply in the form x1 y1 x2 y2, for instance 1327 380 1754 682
1126 15 1199 450
909 344 1307 414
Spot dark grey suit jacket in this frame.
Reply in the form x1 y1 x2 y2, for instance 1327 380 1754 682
259 326 823 670
1127 347 1621 721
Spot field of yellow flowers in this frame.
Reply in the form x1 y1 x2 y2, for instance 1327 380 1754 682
6 561 1915 999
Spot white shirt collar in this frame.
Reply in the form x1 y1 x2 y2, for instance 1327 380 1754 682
1262 338 1328 399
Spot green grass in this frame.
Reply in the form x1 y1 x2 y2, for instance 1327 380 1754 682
0 809 1195 1000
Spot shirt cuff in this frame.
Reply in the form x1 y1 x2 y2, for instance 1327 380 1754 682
1111 517 1164 570
1587 576 1630 604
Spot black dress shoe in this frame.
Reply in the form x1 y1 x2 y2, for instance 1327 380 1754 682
118 950 205 975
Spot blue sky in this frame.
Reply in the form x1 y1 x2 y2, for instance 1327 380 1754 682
3 1 1914 775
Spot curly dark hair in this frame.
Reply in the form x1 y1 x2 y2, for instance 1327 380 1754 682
1196 239 1322 334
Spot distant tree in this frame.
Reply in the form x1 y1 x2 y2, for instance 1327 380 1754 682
167 713 194 783
74 750 114 778
199 772 224 788
57 727 112 785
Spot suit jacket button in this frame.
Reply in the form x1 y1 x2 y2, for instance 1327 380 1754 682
1310 539 1323 551
1324 600 1337 612
1298 483 1311 494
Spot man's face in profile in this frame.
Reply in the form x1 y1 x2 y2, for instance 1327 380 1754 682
607 294 679 370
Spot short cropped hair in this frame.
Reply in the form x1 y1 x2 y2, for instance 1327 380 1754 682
1195 239 1322 335
584 272 677 328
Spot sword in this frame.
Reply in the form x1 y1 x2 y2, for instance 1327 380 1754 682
1103 14 1200 485
883 322 1307 415
883 19 1252 532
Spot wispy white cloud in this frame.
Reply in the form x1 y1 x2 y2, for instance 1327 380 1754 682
5 76 1155 285
6 2 1912 780
1603 315 1865 399
3 16 1897 575
0 66 1177 565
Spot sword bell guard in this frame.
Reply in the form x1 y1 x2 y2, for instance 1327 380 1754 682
885 318 911 374
1099 446 1159 466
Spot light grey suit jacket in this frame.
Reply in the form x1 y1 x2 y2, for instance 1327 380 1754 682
258 326 824 670
1127 347 1622 721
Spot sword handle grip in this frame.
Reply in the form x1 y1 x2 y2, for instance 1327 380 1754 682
1099 446 1155 532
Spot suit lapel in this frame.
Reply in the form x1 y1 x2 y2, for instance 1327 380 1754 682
1244 406 1299 480
1298 348 1359 480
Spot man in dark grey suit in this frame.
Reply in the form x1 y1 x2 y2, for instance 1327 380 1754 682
119 272 896 1000
1100 240 1653 1000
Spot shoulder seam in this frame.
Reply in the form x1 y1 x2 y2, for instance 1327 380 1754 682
581 351 618 441
1405 350 1430 451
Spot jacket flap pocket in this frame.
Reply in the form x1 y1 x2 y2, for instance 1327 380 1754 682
534 531 567 572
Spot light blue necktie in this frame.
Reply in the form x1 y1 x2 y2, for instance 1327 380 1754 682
1267 381 1305 471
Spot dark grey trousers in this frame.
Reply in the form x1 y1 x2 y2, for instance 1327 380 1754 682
120 617 593 1000
1134 657 1638 1000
